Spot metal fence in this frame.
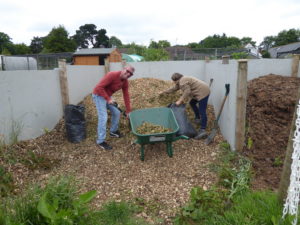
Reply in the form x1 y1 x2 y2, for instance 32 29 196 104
1 52 74 71
23 52 74 70
167 47 248 61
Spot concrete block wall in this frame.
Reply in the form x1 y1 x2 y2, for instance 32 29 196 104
110 60 206 80
204 60 239 150
0 70 62 143
67 65 104 105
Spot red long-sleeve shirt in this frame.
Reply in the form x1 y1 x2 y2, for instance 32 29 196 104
93 71 131 113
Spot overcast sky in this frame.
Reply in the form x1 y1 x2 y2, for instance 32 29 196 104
1 0 300 47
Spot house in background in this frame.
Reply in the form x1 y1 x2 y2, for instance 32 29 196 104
244 43 262 58
268 42 300 58
72 48 122 65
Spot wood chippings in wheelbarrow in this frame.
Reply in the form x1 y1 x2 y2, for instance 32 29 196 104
1 78 223 225
136 122 173 135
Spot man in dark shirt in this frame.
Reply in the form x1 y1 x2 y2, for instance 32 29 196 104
92 66 135 150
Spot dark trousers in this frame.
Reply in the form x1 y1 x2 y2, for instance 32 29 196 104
189 95 209 129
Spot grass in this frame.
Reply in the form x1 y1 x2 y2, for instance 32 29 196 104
174 141 295 225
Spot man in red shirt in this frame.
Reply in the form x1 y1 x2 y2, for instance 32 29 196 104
92 66 135 150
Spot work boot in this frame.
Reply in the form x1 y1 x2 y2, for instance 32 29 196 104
110 130 123 138
195 129 207 140
98 141 113 150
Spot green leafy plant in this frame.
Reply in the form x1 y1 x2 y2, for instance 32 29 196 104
231 52 249 59
37 189 97 224
247 137 253 149
220 141 231 151
0 166 14 197
273 157 283 167
21 150 54 170
0 176 150 225
174 186 226 224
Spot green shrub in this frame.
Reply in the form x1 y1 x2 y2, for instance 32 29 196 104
174 186 227 224
0 176 150 225
0 176 98 225
0 166 14 197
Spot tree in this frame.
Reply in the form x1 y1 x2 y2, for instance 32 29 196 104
148 40 171 49
259 35 276 51
94 29 109 48
0 32 12 53
240 37 256 47
259 29 300 50
199 33 241 48
122 42 146 56
43 25 76 53
142 48 169 61
109 36 122 48
187 42 201 49
72 24 98 48
148 40 159 48
274 29 300 46
12 43 31 55
30 37 44 54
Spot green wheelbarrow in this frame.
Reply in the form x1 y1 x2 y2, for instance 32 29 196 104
129 107 189 161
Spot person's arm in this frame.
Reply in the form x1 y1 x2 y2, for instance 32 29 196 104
160 83 179 95
122 81 131 114
176 84 191 105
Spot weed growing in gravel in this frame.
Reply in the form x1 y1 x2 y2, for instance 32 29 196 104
0 166 14 197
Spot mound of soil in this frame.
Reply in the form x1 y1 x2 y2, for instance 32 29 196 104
242 74 300 190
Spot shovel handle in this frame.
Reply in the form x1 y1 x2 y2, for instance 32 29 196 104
216 84 230 122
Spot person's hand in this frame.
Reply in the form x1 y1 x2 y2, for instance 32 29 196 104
158 91 164 96
175 100 182 106
108 99 115 105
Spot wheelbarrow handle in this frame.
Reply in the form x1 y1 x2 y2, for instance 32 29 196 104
173 135 189 141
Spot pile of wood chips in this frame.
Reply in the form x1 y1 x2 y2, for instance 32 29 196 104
2 78 224 225
136 122 173 135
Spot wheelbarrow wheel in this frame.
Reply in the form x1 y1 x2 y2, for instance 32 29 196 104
140 145 145 161
166 142 173 157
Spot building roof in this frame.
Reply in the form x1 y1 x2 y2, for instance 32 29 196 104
73 48 117 56
269 42 300 58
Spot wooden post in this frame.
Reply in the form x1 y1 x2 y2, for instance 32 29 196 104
235 59 248 151
58 59 69 107
104 58 109 74
291 54 300 77
278 86 300 203
222 55 230 64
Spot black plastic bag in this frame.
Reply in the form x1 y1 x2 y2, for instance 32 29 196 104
168 103 197 138
64 104 86 143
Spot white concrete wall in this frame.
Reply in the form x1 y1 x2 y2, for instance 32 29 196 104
248 58 296 80
110 60 205 80
67 65 104 105
0 70 62 143
205 60 239 150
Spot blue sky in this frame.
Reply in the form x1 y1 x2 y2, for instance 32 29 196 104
1 0 300 47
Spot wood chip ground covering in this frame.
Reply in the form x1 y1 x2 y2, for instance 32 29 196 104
1 78 224 224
